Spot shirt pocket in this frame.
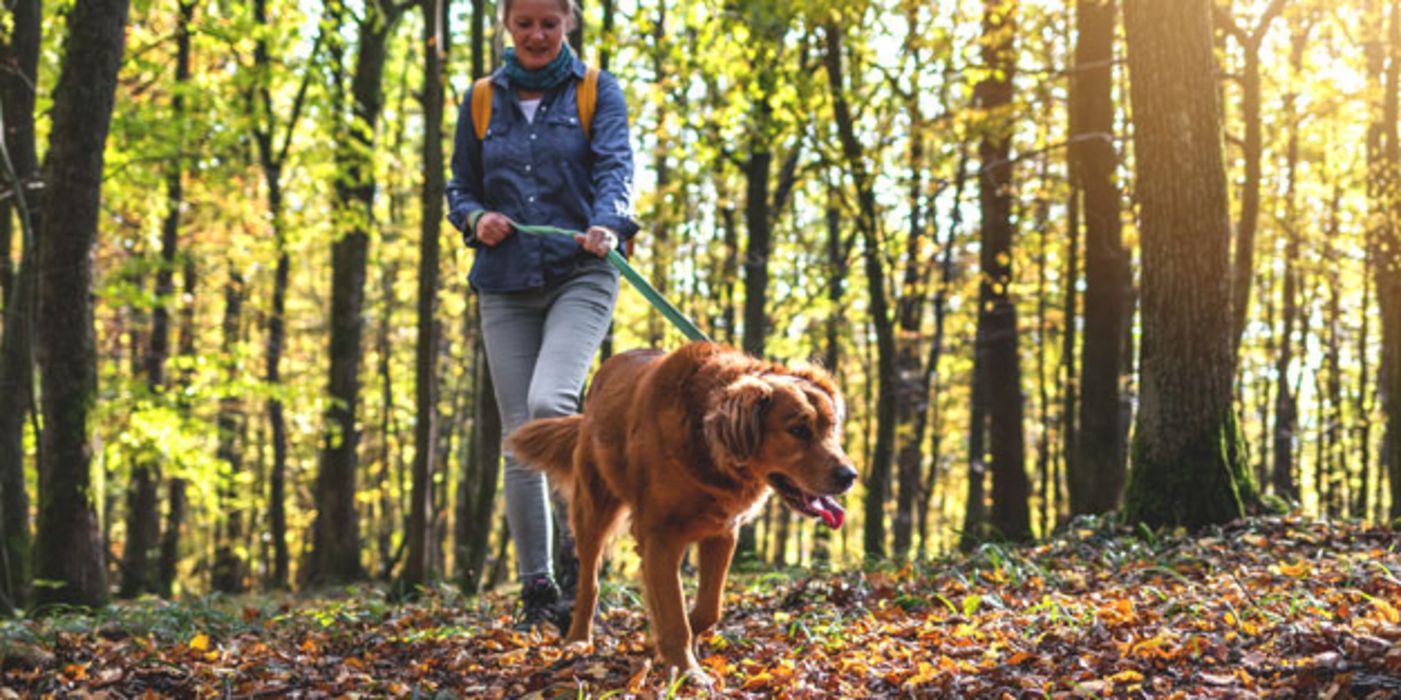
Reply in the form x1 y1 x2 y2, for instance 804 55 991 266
480 121 525 205
538 108 589 165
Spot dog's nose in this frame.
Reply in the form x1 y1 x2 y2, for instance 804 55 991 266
832 464 858 493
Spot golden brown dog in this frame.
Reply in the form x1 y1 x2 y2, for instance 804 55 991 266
508 341 857 678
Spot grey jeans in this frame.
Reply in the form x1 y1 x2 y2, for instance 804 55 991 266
479 264 619 582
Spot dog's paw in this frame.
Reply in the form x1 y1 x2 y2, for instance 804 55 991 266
670 664 715 690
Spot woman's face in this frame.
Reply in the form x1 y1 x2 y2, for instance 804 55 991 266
506 0 571 71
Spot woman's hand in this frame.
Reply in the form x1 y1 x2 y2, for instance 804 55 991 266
575 226 619 257
475 212 514 247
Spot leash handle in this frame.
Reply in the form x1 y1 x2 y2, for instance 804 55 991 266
508 220 713 343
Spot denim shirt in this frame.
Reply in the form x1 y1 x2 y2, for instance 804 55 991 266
446 55 639 292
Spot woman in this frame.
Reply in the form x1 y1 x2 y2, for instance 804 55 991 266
446 0 638 629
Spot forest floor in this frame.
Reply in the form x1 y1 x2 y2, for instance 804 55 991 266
1 515 1398 698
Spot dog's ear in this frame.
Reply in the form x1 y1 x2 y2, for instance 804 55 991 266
704 376 773 463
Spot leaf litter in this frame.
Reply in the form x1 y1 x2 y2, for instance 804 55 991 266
2 515 1397 698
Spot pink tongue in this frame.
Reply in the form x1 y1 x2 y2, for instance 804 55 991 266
810 496 845 529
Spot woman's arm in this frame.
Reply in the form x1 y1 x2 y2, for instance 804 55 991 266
446 85 488 247
587 71 640 241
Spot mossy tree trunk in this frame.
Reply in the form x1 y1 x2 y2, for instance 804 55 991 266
1122 0 1257 528
33 0 130 609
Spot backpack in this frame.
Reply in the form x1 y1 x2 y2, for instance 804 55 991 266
471 67 601 140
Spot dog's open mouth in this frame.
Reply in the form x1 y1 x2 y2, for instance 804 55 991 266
768 474 846 529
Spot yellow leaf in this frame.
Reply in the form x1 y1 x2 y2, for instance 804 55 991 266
188 633 210 652
1108 669 1144 684
1374 598 1400 624
1278 560 1311 578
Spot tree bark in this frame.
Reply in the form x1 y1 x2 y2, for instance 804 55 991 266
404 0 449 592
0 0 42 614
972 0 1030 543
824 20 897 561
457 338 500 595
1220 0 1287 361
157 478 186 597
311 1 406 585
212 270 246 593
33 0 130 609
1122 0 1257 528
1272 22 1310 503
249 0 321 591
1069 0 1128 517
121 0 195 599
1379 0 1401 522
892 3 934 559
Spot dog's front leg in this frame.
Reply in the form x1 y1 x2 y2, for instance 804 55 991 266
688 529 736 639
641 530 700 674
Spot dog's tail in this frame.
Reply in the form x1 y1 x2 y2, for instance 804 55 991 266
507 415 582 487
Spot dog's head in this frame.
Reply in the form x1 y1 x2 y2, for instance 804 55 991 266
703 366 857 529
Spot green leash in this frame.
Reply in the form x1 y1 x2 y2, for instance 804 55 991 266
508 221 712 343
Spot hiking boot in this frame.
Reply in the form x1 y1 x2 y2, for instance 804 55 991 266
514 576 562 632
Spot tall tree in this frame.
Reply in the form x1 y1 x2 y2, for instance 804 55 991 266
310 0 410 585
1272 17 1311 503
456 339 500 594
249 0 323 590
891 3 939 560
122 0 196 599
404 0 450 592
1379 0 1401 521
970 0 1030 543
1068 0 1129 516
1122 0 1257 527
735 2 804 561
1218 0 1287 361
33 0 131 608
212 269 246 593
0 0 42 613
824 17 898 561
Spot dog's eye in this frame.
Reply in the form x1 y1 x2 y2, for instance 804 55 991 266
788 425 812 440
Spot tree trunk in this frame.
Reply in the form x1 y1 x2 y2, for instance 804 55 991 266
1122 0 1256 528
405 0 449 592
121 0 194 599
457 337 500 595
33 0 130 609
892 6 934 558
973 0 1030 543
213 270 246 593
814 180 847 564
1364 0 1386 524
1069 0 1128 517
157 478 186 597
1379 0 1401 522
824 20 897 561
918 148 967 560
0 0 42 614
1221 0 1286 360
311 2 405 585
1272 22 1309 503
742 149 773 361
247 0 317 591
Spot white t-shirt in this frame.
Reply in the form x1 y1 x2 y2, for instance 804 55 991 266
521 98 542 124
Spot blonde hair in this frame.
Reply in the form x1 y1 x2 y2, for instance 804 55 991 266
498 0 580 29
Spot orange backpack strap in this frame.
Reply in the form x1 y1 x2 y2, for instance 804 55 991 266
471 76 493 140
473 70 597 140
578 67 600 140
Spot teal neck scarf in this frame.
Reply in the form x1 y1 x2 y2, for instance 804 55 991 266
504 44 575 91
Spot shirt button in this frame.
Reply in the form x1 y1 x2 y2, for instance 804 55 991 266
530 133 537 140
528 195 536 203
525 164 532 172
